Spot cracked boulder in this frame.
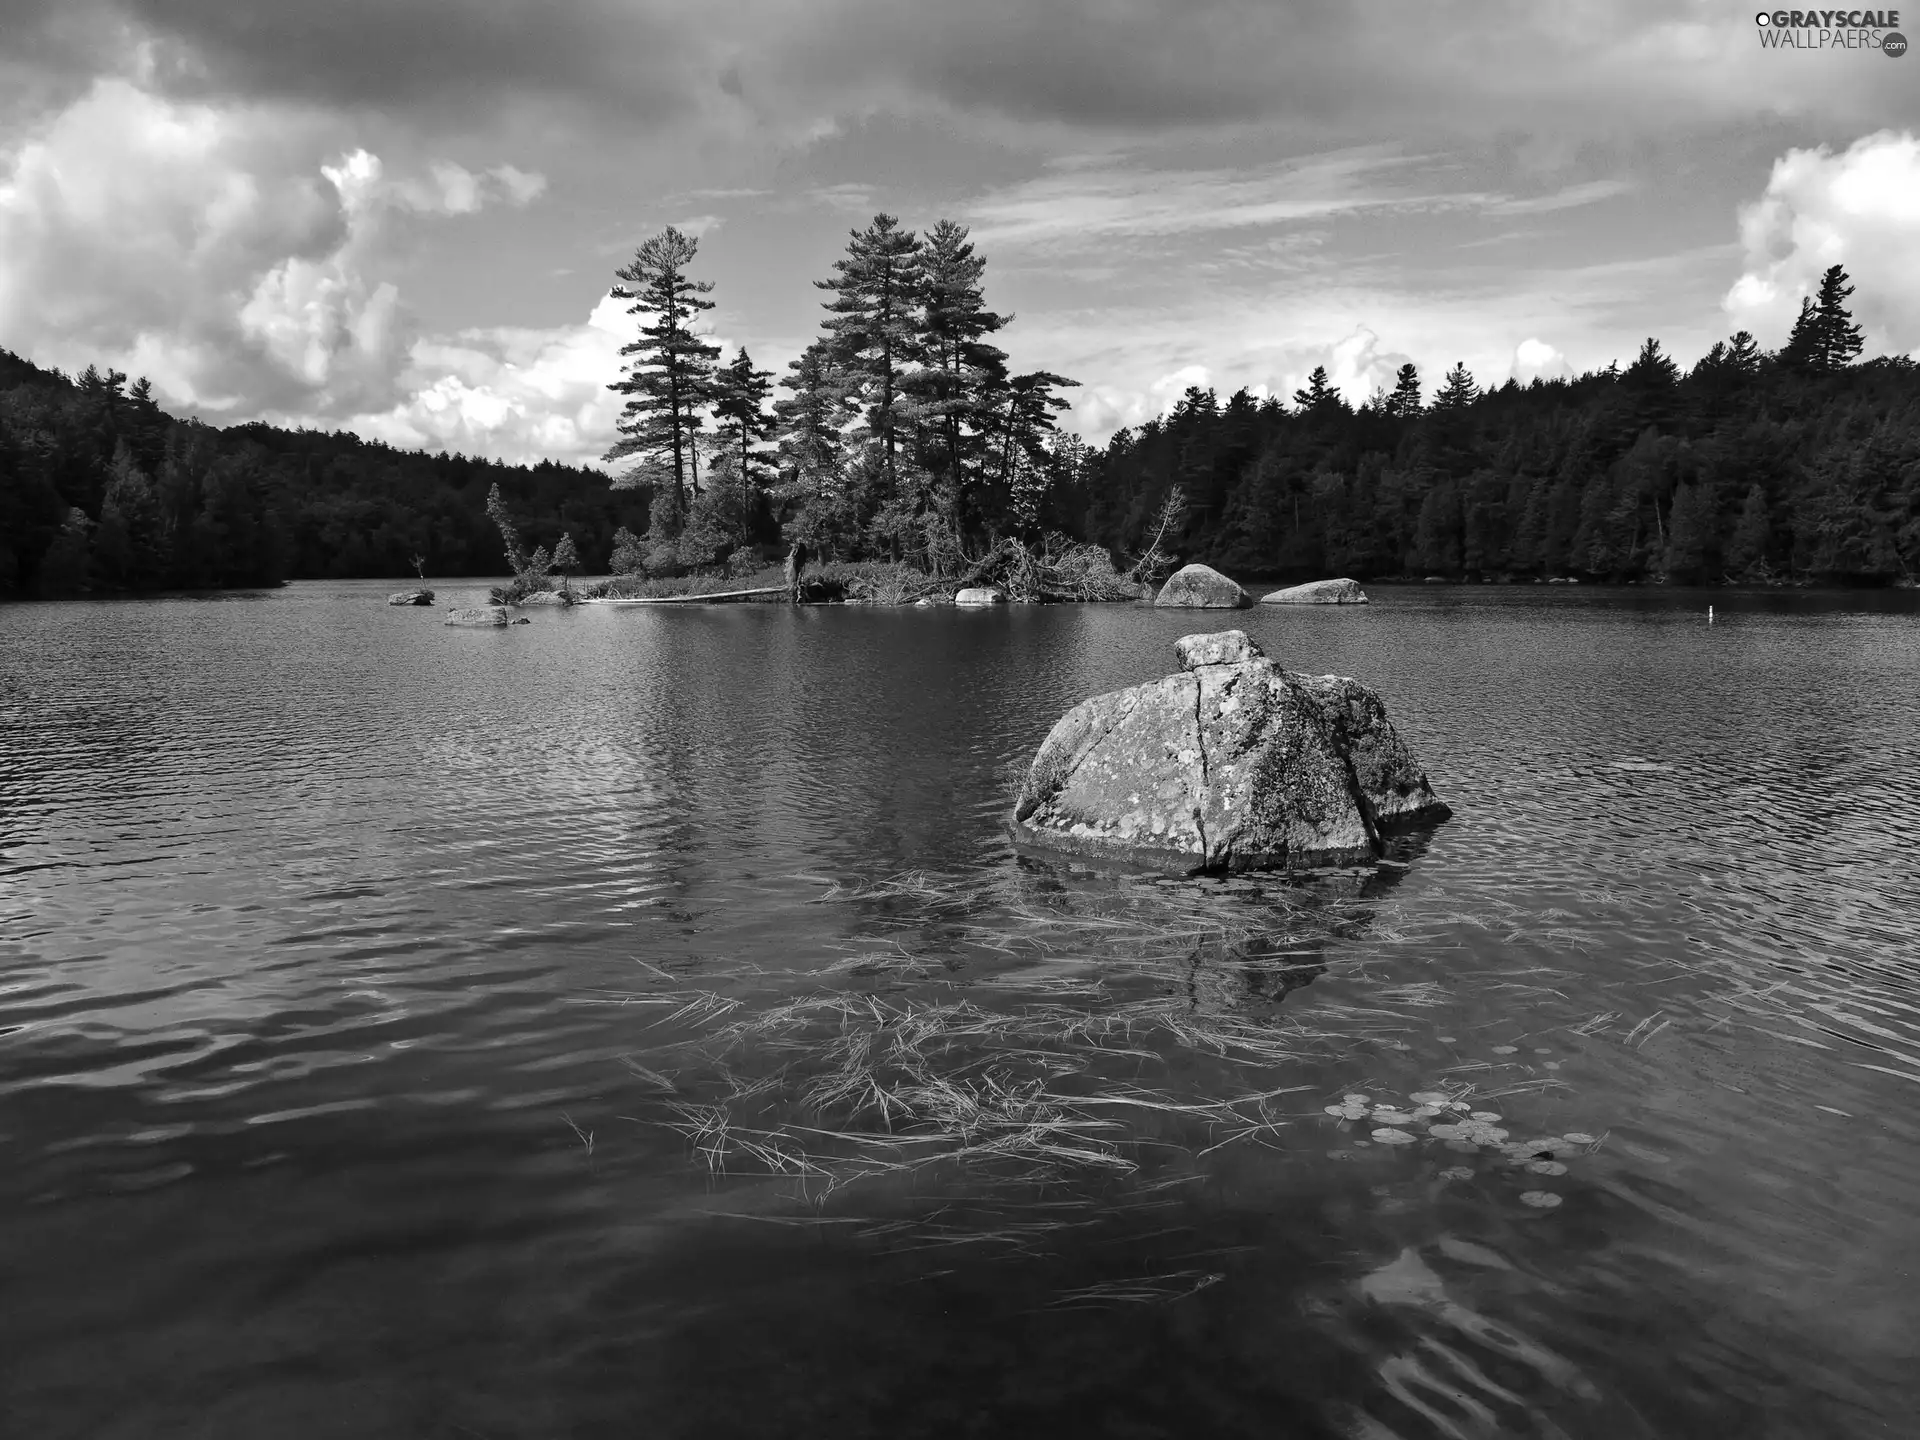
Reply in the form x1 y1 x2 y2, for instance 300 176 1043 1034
1012 630 1449 872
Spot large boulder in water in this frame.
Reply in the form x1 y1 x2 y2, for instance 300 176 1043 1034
388 588 435 606
1154 564 1251 609
1262 577 1367 605
1012 629 1448 872
518 589 574 606
445 605 509 628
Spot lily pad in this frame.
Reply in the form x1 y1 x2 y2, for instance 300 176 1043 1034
1518 1191 1563 1209
1438 1166 1474 1181
1409 1092 1450 1105
1526 1160 1568 1176
1370 1110 1418 1125
1563 1132 1598 1146
1427 1123 1466 1140
1469 1111 1503 1123
1491 1046 1518 1055
1343 1094 1370 1105
1371 1128 1417 1145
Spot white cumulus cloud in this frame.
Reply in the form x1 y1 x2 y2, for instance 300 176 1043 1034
1723 130 1920 356
0 79 553 424
1510 337 1573 384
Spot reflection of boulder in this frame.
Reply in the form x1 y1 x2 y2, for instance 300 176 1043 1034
1154 564 1252 608
1013 630 1449 873
1185 941 1326 1015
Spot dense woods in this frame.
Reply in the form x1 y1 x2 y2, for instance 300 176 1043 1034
5 242 1918 598
1080 271 1920 586
0 348 644 598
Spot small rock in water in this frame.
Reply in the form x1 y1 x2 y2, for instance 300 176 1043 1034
1518 1191 1564 1209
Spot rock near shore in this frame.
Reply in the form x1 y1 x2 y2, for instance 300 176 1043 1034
445 605 510 628
387 589 435 606
1154 564 1252 609
954 587 1007 606
1012 630 1448 872
1261 577 1367 605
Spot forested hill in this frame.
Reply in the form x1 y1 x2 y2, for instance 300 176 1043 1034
0 348 648 598
1078 339 1920 587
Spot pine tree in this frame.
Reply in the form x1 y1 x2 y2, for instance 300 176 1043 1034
913 219 1008 510
991 370 1079 529
1780 297 1821 373
1811 264 1865 373
772 340 857 530
1431 362 1479 413
1725 330 1761 375
1291 366 1349 420
712 347 774 543
818 214 923 491
1625 337 1679 389
1386 363 1423 419
605 226 721 510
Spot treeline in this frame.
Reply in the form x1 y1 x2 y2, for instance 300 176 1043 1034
1079 267 1920 585
0 349 647 598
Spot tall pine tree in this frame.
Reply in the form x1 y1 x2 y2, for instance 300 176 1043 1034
912 218 1008 517
605 226 720 512
817 215 923 491
712 347 775 544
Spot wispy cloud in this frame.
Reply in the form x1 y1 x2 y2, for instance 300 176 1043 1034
965 148 1483 250
1484 178 1634 216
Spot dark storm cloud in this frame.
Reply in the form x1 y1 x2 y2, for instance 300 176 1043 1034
14 0 1912 140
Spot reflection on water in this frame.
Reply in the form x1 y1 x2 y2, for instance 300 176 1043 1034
1 580 1917 1438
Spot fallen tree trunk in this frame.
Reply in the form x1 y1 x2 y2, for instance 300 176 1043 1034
583 586 788 605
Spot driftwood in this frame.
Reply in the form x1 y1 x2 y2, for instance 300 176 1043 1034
583 586 787 605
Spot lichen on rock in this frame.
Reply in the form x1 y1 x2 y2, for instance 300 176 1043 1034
1012 629 1449 872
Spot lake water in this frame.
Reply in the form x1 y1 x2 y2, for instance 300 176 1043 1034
2 579 1917 1439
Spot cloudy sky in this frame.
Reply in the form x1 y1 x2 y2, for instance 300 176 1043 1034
2 0 1918 469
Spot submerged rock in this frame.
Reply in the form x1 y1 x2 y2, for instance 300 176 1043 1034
1261 577 1367 605
1154 564 1251 609
1012 629 1448 872
954 587 1007 606
445 605 510 628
